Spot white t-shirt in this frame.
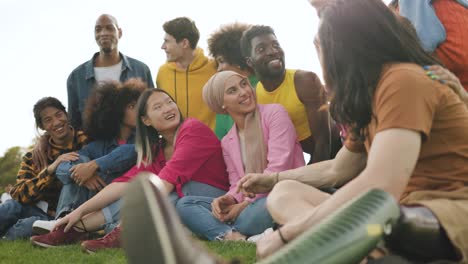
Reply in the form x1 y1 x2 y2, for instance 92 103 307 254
94 60 123 83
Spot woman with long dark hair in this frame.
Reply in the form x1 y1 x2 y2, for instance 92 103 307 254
122 88 230 204
236 0 468 261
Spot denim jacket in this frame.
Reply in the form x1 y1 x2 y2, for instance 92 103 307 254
67 52 154 129
57 133 137 182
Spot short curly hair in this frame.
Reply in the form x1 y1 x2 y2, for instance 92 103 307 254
163 17 199 49
83 78 147 141
240 25 276 58
208 22 251 70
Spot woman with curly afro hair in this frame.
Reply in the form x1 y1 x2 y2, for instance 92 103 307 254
208 22 259 139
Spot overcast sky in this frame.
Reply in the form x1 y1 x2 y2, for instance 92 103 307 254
0 0 389 155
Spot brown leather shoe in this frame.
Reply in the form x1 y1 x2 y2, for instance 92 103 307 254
385 206 459 262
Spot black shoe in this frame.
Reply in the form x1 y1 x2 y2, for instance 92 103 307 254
385 206 459 262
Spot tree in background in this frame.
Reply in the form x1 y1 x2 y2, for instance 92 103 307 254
0 146 24 188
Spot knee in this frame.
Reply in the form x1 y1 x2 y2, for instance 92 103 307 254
0 199 23 218
0 201 21 228
175 196 196 217
266 180 302 212
55 156 91 183
55 163 73 183
4 216 41 240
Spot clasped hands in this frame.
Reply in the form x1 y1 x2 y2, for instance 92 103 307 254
70 161 106 191
210 172 278 223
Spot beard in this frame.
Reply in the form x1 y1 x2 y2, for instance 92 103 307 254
256 66 285 81
101 46 113 54
252 56 286 81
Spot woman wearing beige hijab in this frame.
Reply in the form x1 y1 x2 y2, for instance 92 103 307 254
175 71 304 241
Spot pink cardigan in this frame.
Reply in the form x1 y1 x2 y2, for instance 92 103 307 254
223 104 305 202
114 118 230 197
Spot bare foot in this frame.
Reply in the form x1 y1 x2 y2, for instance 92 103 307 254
256 230 286 260
223 231 246 241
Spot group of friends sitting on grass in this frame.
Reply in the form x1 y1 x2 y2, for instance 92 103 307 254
1 0 468 263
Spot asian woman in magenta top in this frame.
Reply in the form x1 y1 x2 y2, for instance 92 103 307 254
50 88 230 242
176 71 304 241
114 88 230 202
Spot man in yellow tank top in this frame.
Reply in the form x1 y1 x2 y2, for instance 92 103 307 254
240 25 341 163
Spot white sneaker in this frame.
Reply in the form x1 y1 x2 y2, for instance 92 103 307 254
246 227 274 243
0 192 11 203
32 220 57 235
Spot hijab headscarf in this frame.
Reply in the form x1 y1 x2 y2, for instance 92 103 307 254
202 71 267 173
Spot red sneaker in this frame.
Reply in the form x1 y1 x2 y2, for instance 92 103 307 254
30 226 88 248
81 226 121 254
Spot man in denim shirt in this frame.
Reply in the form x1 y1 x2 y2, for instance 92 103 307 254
67 14 154 129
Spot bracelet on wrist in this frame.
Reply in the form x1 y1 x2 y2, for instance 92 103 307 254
278 228 288 244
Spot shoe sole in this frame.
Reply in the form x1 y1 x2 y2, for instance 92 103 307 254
30 238 57 248
81 243 95 254
32 226 52 235
121 173 177 264
259 189 401 264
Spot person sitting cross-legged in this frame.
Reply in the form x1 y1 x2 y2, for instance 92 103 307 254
175 71 305 241
0 97 87 240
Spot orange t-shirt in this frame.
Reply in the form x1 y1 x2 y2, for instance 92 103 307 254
364 63 468 198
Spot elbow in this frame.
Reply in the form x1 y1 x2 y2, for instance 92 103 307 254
328 169 357 188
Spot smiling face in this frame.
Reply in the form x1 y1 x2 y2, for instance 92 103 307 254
247 33 285 80
39 106 71 142
94 15 121 53
142 91 181 133
223 75 256 116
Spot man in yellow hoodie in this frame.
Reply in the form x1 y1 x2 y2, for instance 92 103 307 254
156 17 217 130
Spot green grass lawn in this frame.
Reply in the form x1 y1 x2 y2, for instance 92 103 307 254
0 240 256 264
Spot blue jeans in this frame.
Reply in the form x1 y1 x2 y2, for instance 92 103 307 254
168 181 226 206
176 196 274 241
101 198 122 234
0 199 52 240
55 156 118 218
99 181 226 234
